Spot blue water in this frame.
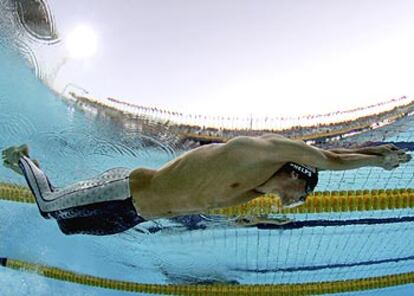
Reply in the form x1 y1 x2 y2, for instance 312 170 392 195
0 40 414 295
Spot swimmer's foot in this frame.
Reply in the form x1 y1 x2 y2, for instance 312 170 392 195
2 144 40 175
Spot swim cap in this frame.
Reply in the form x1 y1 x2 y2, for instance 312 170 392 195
279 162 318 194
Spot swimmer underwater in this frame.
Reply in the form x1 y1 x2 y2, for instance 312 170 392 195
2 134 412 235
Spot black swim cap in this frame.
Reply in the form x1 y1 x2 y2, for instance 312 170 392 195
279 162 318 194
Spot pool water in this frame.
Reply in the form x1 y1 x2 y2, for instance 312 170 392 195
0 35 414 295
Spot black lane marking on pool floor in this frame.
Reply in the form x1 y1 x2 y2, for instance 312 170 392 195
371 141 414 150
232 253 414 274
254 216 414 230
140 215 414 234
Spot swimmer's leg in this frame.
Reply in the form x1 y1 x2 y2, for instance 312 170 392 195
18 155 145 235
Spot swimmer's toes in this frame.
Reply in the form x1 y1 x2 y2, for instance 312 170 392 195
12 144 29 158
5 163 23 175
1 146 14 158
33 159 40 168
3 160 18 171
18 144 29 156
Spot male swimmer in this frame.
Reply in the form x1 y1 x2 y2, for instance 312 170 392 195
2 134 411 235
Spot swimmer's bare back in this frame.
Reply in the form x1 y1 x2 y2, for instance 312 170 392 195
129 134 411 219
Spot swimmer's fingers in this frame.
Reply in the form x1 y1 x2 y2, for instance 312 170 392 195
373 144 400 156
398 152 412 163
234 216 257 226
235 216 293 226
383 150 411 167
396 148 408 154
394 148 411 162
258 218 294 225
2 146 17 157
380 153 399 170
384 144 400 152
268 218 294 225
235 216 262 227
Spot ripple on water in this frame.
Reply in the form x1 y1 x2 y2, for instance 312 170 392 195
34 126 178 166
33 131 84 159
0 113 36 142
0 0 18 10
121 129 179 162
14 39 41 78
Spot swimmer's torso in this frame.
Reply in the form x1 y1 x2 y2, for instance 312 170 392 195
129 138 284 219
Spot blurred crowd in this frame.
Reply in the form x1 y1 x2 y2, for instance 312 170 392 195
67 92 414 145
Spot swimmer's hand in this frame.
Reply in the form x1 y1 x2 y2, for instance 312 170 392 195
370 144 403 156
235 215 294 227
2 144 39 175
376 146 412 170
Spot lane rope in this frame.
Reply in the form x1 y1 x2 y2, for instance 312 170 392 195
1 182 413 216
1 183 413 294
1 257 413 295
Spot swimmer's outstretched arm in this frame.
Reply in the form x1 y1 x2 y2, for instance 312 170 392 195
229 135 411 171
302 142 410 171
327 143 404 156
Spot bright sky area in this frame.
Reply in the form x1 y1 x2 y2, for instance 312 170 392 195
44 0 414 118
